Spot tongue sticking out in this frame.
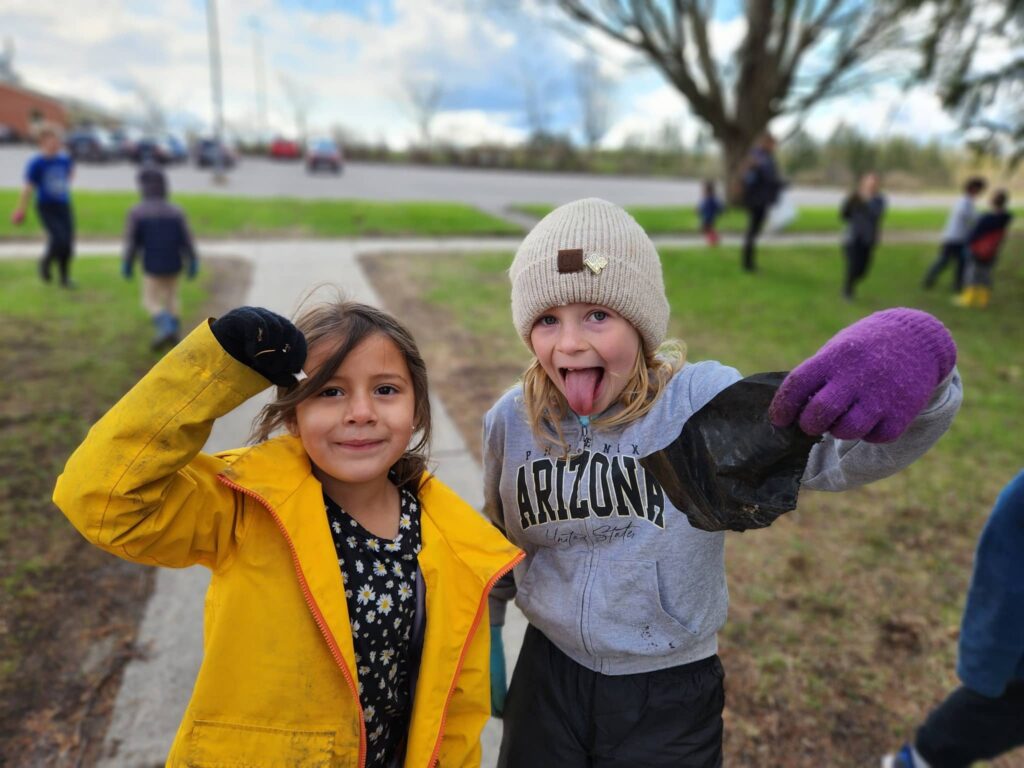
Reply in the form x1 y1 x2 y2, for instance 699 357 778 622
564 368 602 415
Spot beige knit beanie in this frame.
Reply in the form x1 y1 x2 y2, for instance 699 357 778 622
510 198 669 353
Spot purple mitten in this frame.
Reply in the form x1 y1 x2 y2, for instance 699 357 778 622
769 308 956 443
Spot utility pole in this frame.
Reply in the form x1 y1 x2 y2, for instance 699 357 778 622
250 16 268 147
206 0 227 184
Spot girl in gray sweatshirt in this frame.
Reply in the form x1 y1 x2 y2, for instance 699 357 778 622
485 198 961 767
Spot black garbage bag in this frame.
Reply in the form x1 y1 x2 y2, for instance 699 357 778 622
639 372 820 532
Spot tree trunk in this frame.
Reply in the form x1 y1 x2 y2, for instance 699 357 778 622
722 135 754 207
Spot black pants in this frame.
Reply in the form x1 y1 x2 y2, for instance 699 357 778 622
922 240 965 292
498 625 725 768
742 205 768 272
36 201 74 285
843 240 874 298
916 681 1024 767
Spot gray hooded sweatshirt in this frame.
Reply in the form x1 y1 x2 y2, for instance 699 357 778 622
484 360 962 675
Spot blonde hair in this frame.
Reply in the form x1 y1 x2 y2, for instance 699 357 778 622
522 339 686 455
251 300 432 491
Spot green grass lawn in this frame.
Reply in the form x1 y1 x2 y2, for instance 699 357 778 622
388 239 1024 764
0 256 208 760
0 189 522 239
514 202 1024 236
0 253 206 590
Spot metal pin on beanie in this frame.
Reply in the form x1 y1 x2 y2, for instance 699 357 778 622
510 198 670 353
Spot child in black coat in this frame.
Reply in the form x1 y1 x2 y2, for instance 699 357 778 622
122 164 198 348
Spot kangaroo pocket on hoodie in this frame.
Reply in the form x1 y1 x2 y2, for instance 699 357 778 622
584 557 708 659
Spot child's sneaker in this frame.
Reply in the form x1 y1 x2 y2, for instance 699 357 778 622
881 744 930 768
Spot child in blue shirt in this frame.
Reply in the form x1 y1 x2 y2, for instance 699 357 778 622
697 179 724 246
10 122 76 288
883 470 1024 768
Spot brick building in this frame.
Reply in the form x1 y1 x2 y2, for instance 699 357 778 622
0 82 68 139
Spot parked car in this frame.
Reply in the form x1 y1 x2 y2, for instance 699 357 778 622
269 137 302 160
306 138 343 174
111 126 144 160
133 136 170 164
194 137 237 169
66 127 117 162
162 133 189 164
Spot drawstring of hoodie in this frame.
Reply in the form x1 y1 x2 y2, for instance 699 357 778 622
575 415 590 454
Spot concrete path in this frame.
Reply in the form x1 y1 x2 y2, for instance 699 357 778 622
0 229 941 767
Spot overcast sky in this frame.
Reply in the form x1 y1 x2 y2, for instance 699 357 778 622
2 0 966 148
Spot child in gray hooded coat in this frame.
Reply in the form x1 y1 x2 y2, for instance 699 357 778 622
485 198 962 767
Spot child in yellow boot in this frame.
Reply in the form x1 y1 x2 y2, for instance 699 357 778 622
957 190 1013 309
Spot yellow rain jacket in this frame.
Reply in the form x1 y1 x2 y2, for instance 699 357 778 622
53 322 523 767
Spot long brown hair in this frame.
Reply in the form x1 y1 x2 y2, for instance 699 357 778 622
251 300 432 490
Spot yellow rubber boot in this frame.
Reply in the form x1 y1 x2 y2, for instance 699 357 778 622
952 286 976 307
976 286 991 308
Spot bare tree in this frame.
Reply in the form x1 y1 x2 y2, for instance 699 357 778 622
918 0 1024 166
402 76 445 147
279 72 315 143
575 50 615 150
551 0 923 200
520 59 559 140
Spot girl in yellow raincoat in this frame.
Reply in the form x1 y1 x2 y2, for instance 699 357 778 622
54 301 522 767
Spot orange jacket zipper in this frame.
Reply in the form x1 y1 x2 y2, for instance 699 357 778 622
218 475 367 768
426 550 525 767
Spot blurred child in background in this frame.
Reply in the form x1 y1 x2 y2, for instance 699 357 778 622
698 179 724 246
10 122 76 288
839 171 886 300
922 177 986 293
122 163 198 349
954 189 1013 309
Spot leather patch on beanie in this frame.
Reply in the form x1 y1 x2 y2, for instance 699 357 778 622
557 248 584 273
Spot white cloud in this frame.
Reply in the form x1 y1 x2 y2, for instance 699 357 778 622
6 0 526 142
432 109 526 147
601 82 690 148
1 0 974 150
800 83 958 142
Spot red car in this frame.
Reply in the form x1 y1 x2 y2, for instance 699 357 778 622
269 137 302 160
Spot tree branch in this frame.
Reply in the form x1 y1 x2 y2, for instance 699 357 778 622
685 0 726 125
557 0 721 126
735 0 779 129
782 3 906 116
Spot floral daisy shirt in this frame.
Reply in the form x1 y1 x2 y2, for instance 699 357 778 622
324 485 423 768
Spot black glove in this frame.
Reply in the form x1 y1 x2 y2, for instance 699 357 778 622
210 307 307 387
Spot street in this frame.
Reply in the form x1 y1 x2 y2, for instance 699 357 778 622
0 147 958 215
